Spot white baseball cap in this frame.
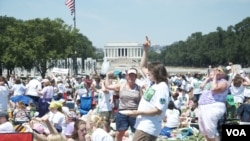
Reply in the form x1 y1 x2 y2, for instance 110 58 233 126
127 69 137 74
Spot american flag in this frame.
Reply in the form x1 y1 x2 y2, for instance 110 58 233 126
65 0 75 15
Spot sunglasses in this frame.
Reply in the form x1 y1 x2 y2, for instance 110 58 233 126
216 68 225 74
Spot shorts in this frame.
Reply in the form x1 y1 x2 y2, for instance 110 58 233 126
116 111 136 132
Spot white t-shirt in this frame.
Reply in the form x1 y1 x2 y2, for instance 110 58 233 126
98 90 112 112
177 93 189 106
230 85 244 103
26 79 42 97
0 122 15 133
244 86 250 98
190 78 202 95
134 82 170 137
91 128 114 141
11 84 26 96
75 84 88 100
48 111 66 132
164 109 180 128
57 83 66 94
0 86 10 111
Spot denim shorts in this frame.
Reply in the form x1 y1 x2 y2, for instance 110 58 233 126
116 111 136 132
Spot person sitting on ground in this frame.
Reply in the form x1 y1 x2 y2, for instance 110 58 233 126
67 119 90 141
159 101 181 138
86 114 114 141
13 101 30 125
226 94 237 119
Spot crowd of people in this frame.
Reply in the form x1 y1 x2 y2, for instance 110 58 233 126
0 37 250 141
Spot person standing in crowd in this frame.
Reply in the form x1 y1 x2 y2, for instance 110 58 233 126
96 81 113 133
198 66 229 141
37 79 54 117
10 77 26 97
130 36 170 141
25 76 42 107
0 76 10 112
105 68 142 141
0 111 15 133
190 73 203 101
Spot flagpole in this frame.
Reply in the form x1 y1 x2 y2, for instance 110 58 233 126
72 0 78 76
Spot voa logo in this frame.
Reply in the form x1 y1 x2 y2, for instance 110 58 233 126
226 129 246 136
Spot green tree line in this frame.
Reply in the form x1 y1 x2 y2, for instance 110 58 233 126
151 17 250 68
0 16 96 77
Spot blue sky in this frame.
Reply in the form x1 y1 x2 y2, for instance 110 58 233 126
1 0 250 48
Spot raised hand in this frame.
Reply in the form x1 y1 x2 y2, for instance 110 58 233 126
143 36 151 48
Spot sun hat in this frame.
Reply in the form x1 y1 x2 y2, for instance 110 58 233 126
49 101 63 109
32 123 45 134
226 95 235 106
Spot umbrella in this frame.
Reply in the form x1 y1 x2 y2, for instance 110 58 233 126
10 95 33 105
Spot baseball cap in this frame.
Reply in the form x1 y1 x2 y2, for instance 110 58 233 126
127 69 137 74
226 95 235 106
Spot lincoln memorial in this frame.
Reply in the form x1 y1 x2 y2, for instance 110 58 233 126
103 42 143 70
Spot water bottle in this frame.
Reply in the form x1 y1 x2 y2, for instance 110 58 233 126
101 57 110 75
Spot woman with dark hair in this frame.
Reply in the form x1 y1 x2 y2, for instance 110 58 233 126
10 78 26 96
130 36 170 141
